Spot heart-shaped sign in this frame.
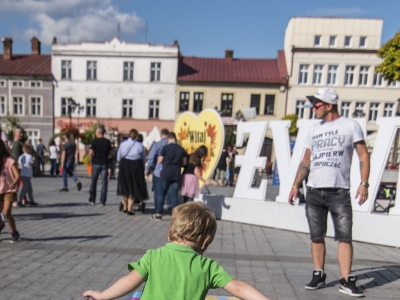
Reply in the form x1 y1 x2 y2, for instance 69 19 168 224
174 109 225 189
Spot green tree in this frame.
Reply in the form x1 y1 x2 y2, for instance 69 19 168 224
282 114 299 135
376 31 400 82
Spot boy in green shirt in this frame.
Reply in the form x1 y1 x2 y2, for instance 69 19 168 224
83 202 272 300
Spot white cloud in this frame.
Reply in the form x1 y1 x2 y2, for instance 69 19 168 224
2 0 144 45
309 7 369 17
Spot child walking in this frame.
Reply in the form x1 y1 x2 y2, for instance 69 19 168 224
17 144 38 207
83 202 272 300
0 140 21 242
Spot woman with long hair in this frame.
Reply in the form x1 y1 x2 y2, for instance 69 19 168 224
180 145 214 202
116 129 148 215
0 139 21 242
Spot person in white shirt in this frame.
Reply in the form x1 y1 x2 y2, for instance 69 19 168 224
17 144 38 207
49 140 59 177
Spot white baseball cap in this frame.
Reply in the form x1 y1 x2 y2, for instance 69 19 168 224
306 87 339 104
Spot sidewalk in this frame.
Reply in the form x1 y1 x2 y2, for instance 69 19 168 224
0 174 399 299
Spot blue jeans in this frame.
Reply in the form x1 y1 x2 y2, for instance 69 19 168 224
155 179 179 215
50 159 57 176
89 164 108 204
62 161 78 188
306 187 353 243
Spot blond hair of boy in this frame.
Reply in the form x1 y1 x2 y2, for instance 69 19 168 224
83 202 271 300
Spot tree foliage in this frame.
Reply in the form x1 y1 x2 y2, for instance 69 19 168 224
376 32 400 82
282 114 299 135
3 114 27 141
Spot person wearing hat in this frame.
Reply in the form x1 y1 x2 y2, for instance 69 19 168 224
288 87 370 297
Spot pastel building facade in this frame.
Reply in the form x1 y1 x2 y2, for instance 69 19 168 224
284 17 399 135
52 38 179 143
0 37 53 148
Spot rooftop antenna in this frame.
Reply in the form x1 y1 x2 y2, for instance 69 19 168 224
145 21 148 43
67 27 70 43
118 22 121 40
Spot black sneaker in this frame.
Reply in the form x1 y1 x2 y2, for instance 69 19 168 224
29 202 39 206
77 182 82 191
305 269 326 290
339 275 364 297
17 202 25 207
151 214 162 221
10 231 20 243
60 187 69 192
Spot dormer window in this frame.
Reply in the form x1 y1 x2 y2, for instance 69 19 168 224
345 36 351 48
329 36 336 47
360 37 366 48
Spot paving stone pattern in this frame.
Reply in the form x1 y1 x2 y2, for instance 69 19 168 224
0 169 399 299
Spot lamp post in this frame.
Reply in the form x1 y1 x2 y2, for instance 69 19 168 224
68 98 84 163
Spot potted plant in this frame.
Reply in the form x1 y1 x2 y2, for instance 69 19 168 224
82 154 92 175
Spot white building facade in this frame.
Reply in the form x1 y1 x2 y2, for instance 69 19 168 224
284 17 399 134
52 38 179 143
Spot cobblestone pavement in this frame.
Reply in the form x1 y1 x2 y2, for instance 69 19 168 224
1 170 399 300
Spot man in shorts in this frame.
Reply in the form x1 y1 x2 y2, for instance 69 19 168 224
288 87 370 297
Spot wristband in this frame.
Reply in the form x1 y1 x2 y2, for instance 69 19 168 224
292 185 298 189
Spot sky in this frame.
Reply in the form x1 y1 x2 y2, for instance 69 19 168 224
0 0 399 59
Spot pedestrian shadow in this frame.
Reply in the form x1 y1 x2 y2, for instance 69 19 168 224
21 235 112 242
324 265 400 291
37 203 90 208
201 194 231 220
14 212 104 221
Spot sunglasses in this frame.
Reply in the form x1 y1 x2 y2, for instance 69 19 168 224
313 102 327 109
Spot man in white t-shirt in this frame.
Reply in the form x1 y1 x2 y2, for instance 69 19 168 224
288 87 370 297
17 144 39 207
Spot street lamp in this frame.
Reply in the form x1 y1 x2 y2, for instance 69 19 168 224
68 98 84 162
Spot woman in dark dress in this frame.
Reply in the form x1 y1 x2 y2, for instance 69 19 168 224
117 129 148 215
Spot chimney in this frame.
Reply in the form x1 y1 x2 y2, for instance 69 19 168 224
225 49 233 60
173 39 178 46
52 37 57 45
31 37 41 55
2 37 13 60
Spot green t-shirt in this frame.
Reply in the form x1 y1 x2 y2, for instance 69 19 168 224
11 141 23 162
128 243 233 300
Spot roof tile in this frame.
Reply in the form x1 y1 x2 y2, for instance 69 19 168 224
0 54 52 76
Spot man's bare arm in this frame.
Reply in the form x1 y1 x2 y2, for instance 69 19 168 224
354 141 370 205
288 148 311 205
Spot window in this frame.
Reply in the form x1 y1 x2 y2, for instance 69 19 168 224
345 36 351 47
354 102 365 118
149 100 160 118
295 100 306 119
193 92 203 112
30 81 42 88
0 96 5 115
384 103 394 117
0 80 6 87
123 62 134 81
220 93 233 116
388 81 398 88
13 97 23 115
373 69 383 86
264 95 275 115
250 94 260 115
30 97 41 115
359 66 369 86
87 61 97 80
86 98 96 117
327 65 338 85
314 35 321 47
313 65 323 85
329 36 336 47
61 98 72 116
179 92 189 112
298 64 309 84
12 81 23 87
122 99 133 117
26 130 39 149
360 37 366 48
61 60 72 79
369 103 379 121
344 66 355 85
150 62 161 82
340 102 351 118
